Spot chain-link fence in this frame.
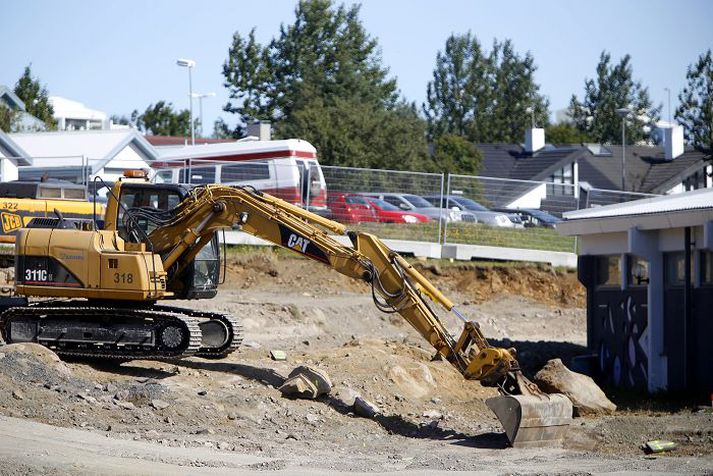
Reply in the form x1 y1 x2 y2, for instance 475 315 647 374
15 156 660 255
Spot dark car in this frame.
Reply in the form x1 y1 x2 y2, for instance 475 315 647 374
327 192 378 224
510 208 562 228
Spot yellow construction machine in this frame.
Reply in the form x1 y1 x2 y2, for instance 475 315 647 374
0 171 572 447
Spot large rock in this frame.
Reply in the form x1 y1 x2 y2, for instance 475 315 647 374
278 365 332 400
533 358 616 416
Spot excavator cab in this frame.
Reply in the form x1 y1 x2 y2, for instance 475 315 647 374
107 181 221 299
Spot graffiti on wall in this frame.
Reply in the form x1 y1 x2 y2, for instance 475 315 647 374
594 290 648 389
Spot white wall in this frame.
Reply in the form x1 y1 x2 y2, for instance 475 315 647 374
0 158 18 182
506 183 546 209
94 143 153 182
578 232 628 255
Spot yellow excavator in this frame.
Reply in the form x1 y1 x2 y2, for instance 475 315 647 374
0 171 572 447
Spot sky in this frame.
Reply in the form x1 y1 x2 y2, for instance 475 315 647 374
2 0 712 136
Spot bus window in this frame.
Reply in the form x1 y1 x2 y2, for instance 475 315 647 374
221 161 270 182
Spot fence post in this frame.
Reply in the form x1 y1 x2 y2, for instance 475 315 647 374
436 173 444 245
443 173 451 245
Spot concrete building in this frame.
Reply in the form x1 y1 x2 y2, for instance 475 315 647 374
558 189 713 395
49 96 109 131
10 129 158 183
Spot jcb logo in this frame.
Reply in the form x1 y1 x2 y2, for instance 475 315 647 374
1 213 22 233
287 233 310 253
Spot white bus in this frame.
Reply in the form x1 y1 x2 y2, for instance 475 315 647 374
151 139 328 215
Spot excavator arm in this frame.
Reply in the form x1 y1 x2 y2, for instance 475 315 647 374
124 184 572 446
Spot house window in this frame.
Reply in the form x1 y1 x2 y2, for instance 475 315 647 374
596 255 621 287
683 170 708 191
665 251 694 286
547 162 574 196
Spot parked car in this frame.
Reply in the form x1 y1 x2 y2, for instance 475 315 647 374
326 192 378 224
509 208 562 228
363 197 430 224
490 207 526 227
422 194 516 228
361 193 473 223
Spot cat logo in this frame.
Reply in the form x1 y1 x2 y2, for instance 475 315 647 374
286 233 311 253
1 212 22 234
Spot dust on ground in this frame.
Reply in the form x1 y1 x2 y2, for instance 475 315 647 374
0 252 711 474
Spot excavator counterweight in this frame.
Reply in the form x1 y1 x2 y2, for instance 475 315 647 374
0 180 572 447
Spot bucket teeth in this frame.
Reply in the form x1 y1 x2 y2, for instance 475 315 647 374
486 393 573 448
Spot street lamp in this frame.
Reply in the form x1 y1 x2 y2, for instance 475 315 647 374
176 58 196 145
616 107 631 191
191 92 216 138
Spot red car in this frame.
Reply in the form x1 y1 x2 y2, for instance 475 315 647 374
364 197 430 224
327 192 378 224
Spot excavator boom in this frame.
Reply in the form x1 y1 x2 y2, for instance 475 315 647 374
127 184 573 446
4 181 572 447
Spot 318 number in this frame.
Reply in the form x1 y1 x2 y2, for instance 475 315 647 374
113 273 134 284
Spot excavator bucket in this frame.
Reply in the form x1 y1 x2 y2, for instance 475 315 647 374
486 393 573 448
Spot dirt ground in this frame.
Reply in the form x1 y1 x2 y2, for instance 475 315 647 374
0 252 711 475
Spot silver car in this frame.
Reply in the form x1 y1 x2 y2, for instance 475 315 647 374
422 194 517 228
361 193 474 223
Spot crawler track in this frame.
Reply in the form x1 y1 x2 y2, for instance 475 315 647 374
0 301 203 360
152 305 243 358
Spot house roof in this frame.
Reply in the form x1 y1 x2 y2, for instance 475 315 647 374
476 141 710 195
558 187 713 236
577 145 709 193
0 130 32 166
10 129 158 173
49 96 106 121
476 143 584 182
474 144 584 206
0 86 26 111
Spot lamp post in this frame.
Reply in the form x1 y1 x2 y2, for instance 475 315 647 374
191 92 215 138
176 58 196 145
616 107 631 191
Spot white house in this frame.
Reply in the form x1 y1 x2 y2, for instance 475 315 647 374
49 96 110 131
10 129 158 183
0 130 32 181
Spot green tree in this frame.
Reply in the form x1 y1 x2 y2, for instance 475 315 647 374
13 65 56 129
424 34 549 143
221 0 417 169
429 134 482 174
109 111 139 128
0 104 21 132
212 117 241 139
280 97 429 170
545 122 592 144
675 49 713 155
136 101 193 136
569 52 660 144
